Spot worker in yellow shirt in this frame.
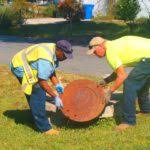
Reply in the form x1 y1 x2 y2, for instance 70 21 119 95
87 36 150 131
11 40 73 135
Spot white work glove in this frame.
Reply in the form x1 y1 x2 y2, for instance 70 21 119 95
54 96 63 109
99 78 107 86
104 88 112 104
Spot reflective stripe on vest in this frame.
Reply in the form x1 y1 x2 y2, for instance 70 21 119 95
22 82 28 92
21 50 37 84
21 45 54 95
21 45 55 88
12 43 55 95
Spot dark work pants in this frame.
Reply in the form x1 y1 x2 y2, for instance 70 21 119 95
123 58 150 125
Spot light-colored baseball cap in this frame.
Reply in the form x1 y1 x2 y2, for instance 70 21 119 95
87 37 105 55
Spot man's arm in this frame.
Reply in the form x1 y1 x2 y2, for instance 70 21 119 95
50 72 64 94
104 72 117 84
50 72 59 86
110 66 128 93
38 78 57 97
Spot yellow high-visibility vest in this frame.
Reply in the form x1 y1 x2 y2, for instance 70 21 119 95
12 43 56 95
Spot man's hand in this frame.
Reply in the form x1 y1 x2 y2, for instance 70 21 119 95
99 78 107 86
104 88 112 104
38 79 57 97
55 83 64 94
55 96 63 109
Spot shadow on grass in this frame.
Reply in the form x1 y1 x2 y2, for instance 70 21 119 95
0 21 123 45
3 94 100 130
3 109 38 131
1 21 149 46
3 93 124 130
2 93 124 131
3 108 100 130
0 21 150 46
47 110 100 129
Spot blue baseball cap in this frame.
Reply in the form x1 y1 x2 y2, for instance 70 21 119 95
56 40 73 59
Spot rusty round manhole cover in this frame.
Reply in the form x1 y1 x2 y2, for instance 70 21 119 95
60 79 106 122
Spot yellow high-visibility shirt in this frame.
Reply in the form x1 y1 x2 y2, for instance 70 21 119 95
105 36 150 70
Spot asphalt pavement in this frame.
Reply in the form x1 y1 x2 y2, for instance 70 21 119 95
0 35 117 77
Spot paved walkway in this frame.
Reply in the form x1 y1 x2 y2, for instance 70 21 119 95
24 18 66 25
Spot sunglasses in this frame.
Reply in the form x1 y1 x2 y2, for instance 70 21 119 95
88 45 99 49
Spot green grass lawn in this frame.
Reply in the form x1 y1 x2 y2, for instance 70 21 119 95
0 65 150 150
0 20 150 43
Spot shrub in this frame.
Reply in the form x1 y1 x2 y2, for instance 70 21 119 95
92 13 115 22
12 0 28 18
58 0 84 22
115 0 140 22
0 6 24 28
135 17 150 24
21 3 58 18
114 0 140 32
43 4 57 17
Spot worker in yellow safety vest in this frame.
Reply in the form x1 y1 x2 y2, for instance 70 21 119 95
87 36 150 131
11 40 73 135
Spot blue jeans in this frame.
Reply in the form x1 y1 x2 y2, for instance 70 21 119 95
25 84 52 132
123 59 150 125
11 74 52 132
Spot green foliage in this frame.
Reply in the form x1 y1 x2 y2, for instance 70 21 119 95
0 6 23 28
0 0 3 4
12 0 28 18
135 17 150 24
58 0 84 22
13 0 27 10
115 0 140 22
0 0 26 29
92 13 115 21
43 4 57 17
0 0 7 5
107 0 116 19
